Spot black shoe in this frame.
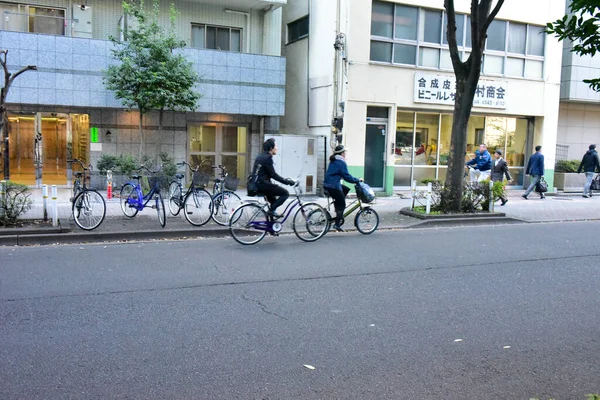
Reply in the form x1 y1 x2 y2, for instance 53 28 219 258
540 194 546 199
267 210 283 219
333 224 344 232
501 199 508 206
521 194 528 200
583 195 590 198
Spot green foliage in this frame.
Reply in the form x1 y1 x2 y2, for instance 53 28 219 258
0 181 33 226
96 154 119 174
555 159 580 173
117 154 139 176
422 179 504 214
104 0 200 156
546 0 600 91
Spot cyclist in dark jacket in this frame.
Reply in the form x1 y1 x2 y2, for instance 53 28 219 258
578 144 600 198
253 138 295 217
323 145 361 231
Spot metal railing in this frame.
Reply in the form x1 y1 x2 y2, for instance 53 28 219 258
1 11 75 36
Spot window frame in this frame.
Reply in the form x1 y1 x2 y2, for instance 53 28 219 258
287 15 309 44
369 1 545 80
191 23 242 52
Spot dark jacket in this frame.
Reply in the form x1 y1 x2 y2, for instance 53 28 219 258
578 149 600 173
526 152 545 176
466 150 492 171
491 158 512 182
323 155 360 191
253 152 286 185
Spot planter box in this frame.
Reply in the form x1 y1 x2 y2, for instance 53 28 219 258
554 172 586 192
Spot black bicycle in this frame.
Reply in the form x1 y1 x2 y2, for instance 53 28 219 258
207 163 243 226
69 158 106 231
167 161 214 226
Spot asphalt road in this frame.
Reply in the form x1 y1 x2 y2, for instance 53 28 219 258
1 222 599 399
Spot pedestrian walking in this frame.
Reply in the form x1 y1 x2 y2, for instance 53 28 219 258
466 144 492 182
577 144 600 198
522 145 545 200
491 149 512 206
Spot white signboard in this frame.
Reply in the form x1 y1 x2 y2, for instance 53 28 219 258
414 72 508 109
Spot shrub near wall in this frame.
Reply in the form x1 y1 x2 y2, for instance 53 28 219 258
0 181 33 226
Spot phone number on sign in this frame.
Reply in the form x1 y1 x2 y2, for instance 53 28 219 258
475 99 505 107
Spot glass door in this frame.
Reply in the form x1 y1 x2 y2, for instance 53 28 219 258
8 114 36 185
41 113 68 185
364 122 387 189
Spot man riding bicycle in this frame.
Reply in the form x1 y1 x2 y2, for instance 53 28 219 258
466 143 492 182
253 138 295 218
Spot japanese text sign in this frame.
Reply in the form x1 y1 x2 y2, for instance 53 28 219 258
414 72 507 109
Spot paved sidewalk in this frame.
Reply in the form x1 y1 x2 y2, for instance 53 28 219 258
2 187 599 245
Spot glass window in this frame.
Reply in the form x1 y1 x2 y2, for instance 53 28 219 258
395 111 414 166
439 115 452 166
506 57 525 77
422 9 442 43
415 114 439 166
370 41 392 62
484 54 504 74
222 155 246 179
506 118 528 167
525 59 543 79
394 167 411 186
191 25 242 52
367 106 389 118
465 16 472 48
371 1 393 38
419 48 439 68
394 5 418 40
190 125 216 152
29 6 65 36
487 20 506 51
527 25 545 56
466 116 485 162
288 15 309 42
440 49 453 70
485 117 507 154
508 22 526 54
393 43 416 65
413 167 436 183
443 13 464 46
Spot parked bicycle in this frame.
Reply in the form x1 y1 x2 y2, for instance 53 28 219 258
119 165 167 227
167 161 214 226
323 184 379 234
207 163 243 226
69 158 106 231
229 181 328 245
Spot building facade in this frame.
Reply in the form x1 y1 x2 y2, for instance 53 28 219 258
1 0 286 188
282 0 566 195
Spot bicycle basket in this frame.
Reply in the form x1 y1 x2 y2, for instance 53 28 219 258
192 171 210 188
224 176 240 191
148 176 168 191
356 182 376 203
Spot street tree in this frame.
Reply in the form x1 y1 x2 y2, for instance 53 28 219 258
0 50 36 179
546 0 600 91
443 0 505 212
105 0 200 159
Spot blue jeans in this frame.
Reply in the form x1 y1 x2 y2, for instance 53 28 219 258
524 175 541 196
584 172 595 196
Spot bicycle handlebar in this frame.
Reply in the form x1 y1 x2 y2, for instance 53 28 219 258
176 161 199 172
69 158 92 171
137 165 162 174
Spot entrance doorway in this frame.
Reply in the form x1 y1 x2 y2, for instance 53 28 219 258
364 122 387 190
8 112 89 186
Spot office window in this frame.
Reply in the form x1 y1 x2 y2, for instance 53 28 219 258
191 24 241 52
369 1 545 78
288 15 309 43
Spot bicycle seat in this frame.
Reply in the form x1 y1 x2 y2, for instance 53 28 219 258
214 178 223 183
131 174 141 180
323 189 330 197
74 172 83 178
175 173 184 179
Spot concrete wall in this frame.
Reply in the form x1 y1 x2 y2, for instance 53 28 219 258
557 102 600 161
1 30 286 116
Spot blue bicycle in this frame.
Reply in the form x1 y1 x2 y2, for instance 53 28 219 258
119 166 167 227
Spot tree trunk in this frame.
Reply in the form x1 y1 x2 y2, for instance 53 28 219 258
443 67 481 212
155 108 163 163
138 112 144 160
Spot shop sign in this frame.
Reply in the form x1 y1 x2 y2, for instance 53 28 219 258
90 127 99 143
414 72 507 109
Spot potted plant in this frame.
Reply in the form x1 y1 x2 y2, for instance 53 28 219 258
554 159 585 191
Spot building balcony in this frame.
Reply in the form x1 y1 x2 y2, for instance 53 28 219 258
2 31 285 116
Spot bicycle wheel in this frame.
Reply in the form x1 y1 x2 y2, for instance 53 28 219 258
183 188 213 227
168 181 182 216
229 203 268 245
355 207 379 235
72 190 106 231
212 191 243 226
155 192 166 228
120 183 139 218
293 202 328 242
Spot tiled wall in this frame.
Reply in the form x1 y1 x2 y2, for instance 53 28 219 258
560 41 600 102
1 31 286 116
557 102 600 160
